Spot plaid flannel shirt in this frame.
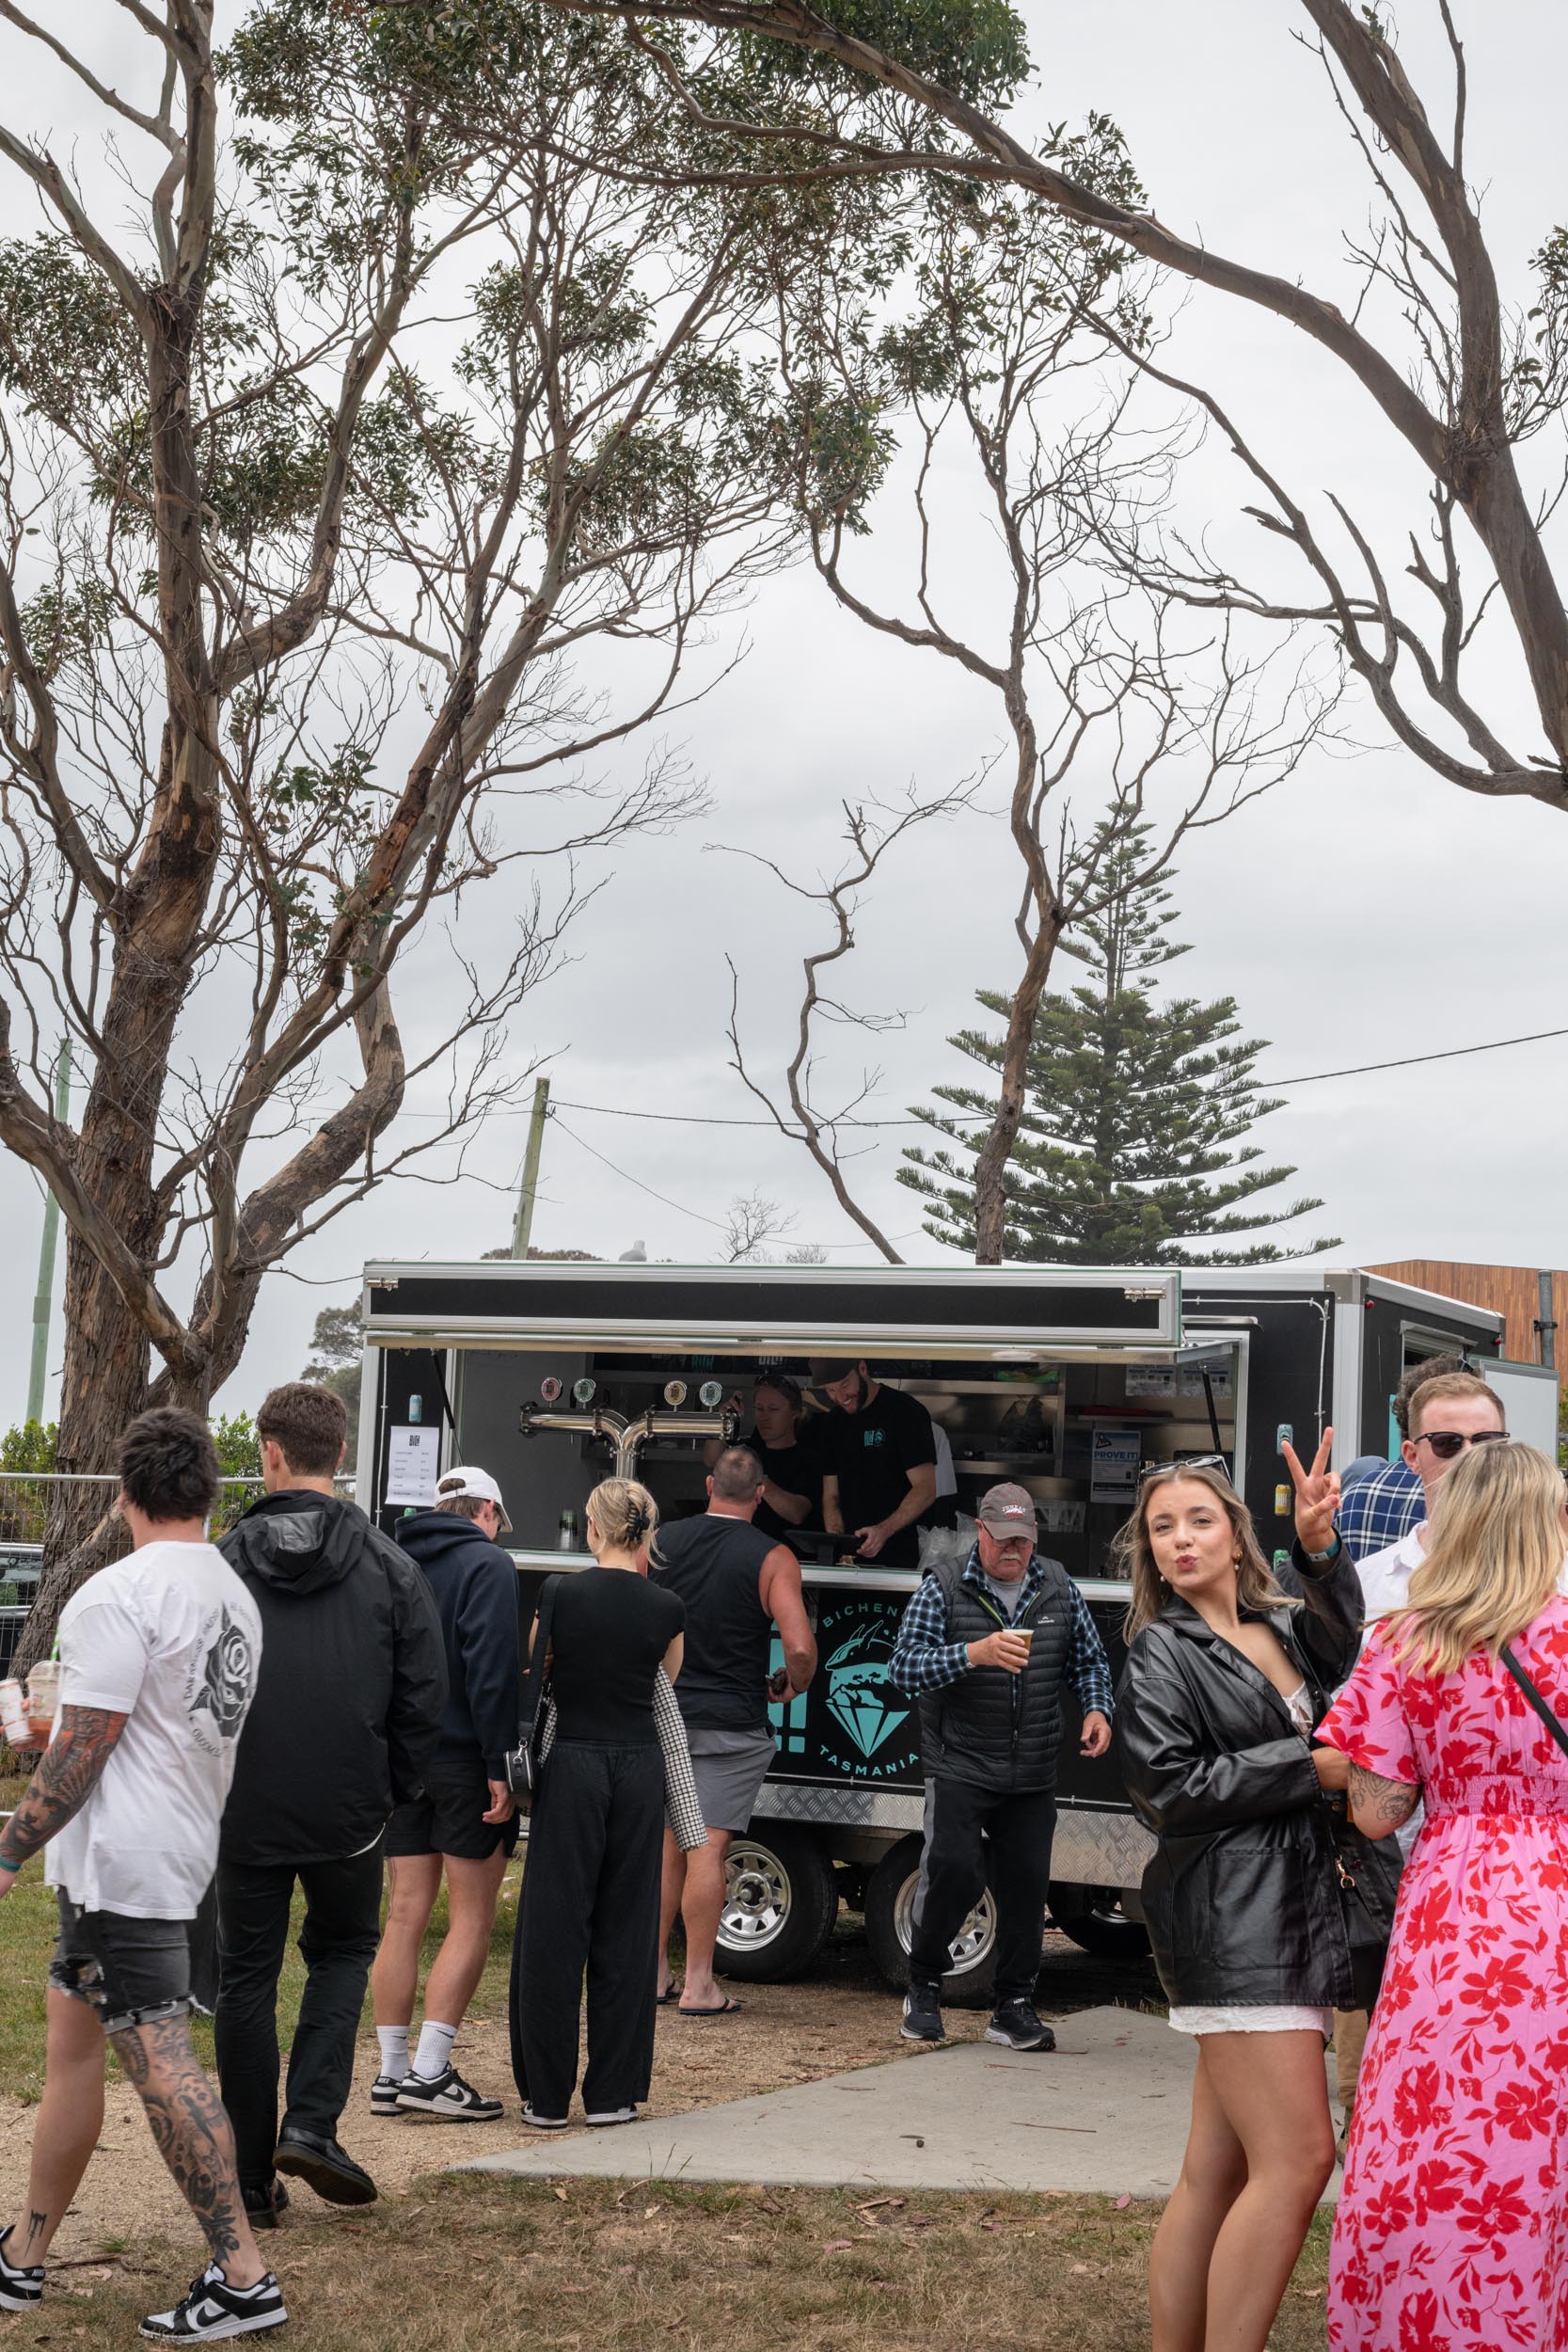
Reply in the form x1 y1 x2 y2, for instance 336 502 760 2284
1338 1459 1425 1562
889 1548 1115 1720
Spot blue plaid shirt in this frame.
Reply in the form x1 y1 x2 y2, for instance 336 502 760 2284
1338 1459 1425 1561
889 1548 1115 1719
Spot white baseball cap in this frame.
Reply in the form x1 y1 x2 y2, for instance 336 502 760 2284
435 1465 512 1532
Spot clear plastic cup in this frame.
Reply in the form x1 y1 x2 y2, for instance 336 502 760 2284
24 1660 59 1741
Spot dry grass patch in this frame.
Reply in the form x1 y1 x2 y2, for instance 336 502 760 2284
6 2177 1333 2351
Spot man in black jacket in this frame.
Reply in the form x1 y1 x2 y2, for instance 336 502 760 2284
214 1385 445 2221
369 1466 520 2122
888 1483 1115 2052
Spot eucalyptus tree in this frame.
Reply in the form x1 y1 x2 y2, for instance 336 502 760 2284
0 0 882 1650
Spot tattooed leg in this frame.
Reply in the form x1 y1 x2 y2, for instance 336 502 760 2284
10 1990 106 2265
110 2014 266 2287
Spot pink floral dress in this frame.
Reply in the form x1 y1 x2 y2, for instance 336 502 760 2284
1318 1597 1568 2351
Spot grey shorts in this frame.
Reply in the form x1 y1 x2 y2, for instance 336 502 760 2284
49 1892 192 2036
686 1728 776 1835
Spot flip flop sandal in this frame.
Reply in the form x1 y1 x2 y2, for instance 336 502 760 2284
677 1997 743 2018
655 1989 680 2007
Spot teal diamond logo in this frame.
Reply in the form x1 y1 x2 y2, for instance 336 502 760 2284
824 1625 909 1759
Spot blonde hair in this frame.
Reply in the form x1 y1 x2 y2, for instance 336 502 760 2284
585 1478 658 1555
1385 1440 1565 1676
1116 1463 1291 1641
1406 1370 1502 1438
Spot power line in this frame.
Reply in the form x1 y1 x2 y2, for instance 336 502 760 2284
545 1020 1568 1129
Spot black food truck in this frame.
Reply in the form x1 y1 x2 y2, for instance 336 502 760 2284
357 1259 1551 2003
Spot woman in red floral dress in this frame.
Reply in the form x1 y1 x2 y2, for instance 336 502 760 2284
1317 1439 1568 2352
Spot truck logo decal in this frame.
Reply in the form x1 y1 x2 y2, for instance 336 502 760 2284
823 1622 909 1761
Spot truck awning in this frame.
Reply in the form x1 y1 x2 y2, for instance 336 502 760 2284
361 1261 1183 1356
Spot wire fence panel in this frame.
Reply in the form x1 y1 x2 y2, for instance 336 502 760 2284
0 1473 358 1590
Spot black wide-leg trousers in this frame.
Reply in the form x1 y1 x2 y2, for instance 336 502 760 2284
510 1740 665 2119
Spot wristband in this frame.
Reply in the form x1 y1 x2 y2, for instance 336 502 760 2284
0 1853 21 1872
1304 1534 1342 1564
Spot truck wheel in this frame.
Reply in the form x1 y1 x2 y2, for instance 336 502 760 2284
863 1834 998 2009
713 1825 840 1982
1048 1882 1150 1960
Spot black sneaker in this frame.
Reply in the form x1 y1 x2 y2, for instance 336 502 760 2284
240 2180 289 2233
520 2103 568 2130
394 2066 502 2122
985 1999 1056 2052
369 2072 406 2119
273 2127 377 2206
585 2105 638 2127
0 2225 43 2312
139 2262 287 2339
900 1985 945 2043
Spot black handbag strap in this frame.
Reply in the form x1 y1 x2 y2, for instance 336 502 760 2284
519 1574 562 1739
1500 1642 1568 1758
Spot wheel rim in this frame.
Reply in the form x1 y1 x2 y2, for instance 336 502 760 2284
893 1870 995 1978
719 1840 792 1952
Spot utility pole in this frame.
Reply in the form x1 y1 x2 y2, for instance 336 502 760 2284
511 1077 551 1260
26 1038 71 1426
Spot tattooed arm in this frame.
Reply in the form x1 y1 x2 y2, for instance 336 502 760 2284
0 1706 129 1893
1348 1760 1420 1842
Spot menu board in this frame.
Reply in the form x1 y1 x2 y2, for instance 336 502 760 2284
386 1424 441 1507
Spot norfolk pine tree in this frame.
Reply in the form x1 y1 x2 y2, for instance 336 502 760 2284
901 825 1339 1264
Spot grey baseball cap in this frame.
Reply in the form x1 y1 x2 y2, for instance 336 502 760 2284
975 1482 1037 1537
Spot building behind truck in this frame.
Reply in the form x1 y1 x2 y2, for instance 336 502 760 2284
357 1260 1553 2005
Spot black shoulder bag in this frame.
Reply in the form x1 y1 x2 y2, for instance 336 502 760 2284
1500 1643 1568 1756
504 1574 562 1801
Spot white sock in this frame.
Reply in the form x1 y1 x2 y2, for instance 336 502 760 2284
376 2026 410 2081
413 2019 458 2081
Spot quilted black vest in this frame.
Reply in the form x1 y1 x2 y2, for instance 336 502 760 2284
918 1552 1074 1793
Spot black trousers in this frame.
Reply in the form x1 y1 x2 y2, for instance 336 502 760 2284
908 1777 1056 2007
510 1740 664 2119
214 1844 384 2189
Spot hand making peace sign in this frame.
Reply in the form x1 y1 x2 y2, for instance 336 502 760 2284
1280 1427 1340 1556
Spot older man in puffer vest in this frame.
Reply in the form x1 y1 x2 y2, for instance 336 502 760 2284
888 1483 1115 2051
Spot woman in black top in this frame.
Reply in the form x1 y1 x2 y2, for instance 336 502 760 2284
511 1479 684 2130
1112 1455 1360 2352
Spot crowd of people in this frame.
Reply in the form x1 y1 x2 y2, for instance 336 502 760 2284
0 1352 1561 2350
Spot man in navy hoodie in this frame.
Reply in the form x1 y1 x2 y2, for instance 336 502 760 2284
369 1466 522 2121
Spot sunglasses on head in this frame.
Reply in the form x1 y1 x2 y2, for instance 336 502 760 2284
1140 1453 1232 1485
1415 1427 1510 1461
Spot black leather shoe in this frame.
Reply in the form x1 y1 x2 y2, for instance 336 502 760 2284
240 2178 289 2231
273 2127 377 2206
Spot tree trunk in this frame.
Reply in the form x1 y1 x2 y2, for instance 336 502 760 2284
971 913 1062 1264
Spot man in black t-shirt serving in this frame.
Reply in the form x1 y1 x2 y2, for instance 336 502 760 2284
811 1359 938 1568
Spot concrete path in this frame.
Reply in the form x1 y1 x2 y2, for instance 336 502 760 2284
463 2005 1340 2199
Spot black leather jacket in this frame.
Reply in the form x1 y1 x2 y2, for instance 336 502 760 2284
1114 1549 1361 2009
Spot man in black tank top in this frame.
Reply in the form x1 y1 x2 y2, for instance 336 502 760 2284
649 1449 816 2016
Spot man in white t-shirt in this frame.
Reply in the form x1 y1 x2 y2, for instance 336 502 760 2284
0 1407 284 2344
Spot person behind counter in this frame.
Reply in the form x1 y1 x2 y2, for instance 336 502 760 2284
1112 1454 1360 2352
887 1482 1114 2053
809 1359 937 1566
511 1480 685 2129
705 1373 826 1542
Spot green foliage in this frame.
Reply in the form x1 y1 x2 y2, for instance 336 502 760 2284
901 826 1341 1265
0 1422 56 1474
300 1304 362 1453
735 0 1029 107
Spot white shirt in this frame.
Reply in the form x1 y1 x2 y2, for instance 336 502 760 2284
47 1540 262 1919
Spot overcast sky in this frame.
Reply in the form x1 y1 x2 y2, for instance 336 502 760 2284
2 2 1566 1428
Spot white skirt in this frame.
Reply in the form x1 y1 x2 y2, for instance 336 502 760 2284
1168 2005 1333 2039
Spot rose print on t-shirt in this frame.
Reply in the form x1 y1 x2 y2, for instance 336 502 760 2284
194 1608 254 1740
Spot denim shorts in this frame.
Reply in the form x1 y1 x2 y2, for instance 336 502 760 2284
49 1892 192 2035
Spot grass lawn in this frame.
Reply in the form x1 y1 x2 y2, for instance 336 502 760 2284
0 2176 1334 2350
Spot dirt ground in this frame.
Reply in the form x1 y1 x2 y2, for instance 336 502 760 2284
0 1911 1159 2263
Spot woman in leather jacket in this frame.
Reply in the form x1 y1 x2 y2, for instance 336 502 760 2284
1112 1454 1361 2352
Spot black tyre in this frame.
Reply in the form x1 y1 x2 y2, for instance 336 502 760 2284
712 1823 840 1982
1048 1882 1150 1960
863 1834 998 2009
